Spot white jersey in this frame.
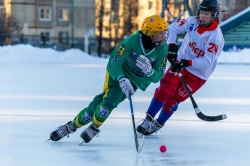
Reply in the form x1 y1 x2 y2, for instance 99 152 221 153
167 16 224 80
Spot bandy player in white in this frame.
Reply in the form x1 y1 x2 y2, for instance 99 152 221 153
137 0 225 135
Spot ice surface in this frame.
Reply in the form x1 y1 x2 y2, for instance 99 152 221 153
0 45 250 166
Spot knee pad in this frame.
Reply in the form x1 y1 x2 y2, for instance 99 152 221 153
74 108 92 128
93 105 111 127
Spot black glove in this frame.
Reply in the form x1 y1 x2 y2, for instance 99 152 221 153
167 44 179 65
171 59 191 72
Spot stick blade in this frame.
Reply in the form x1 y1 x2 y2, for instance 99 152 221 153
197 112 227 121
194 107 227 121
222 114 227 119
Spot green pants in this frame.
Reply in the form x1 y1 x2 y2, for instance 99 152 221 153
72 71 138 128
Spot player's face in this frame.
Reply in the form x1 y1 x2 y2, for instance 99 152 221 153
153 31 167 43
199 10 213 25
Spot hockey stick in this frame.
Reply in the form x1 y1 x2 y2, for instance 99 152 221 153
128 94 145 153
178 71 227 121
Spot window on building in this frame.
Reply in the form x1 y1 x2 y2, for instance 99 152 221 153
39 7 51 21
58 31 69 44
0 7 5 17
110 12 119 23
58 8 69 21
111 0 119 12
110 0 119 23
40 32 50 41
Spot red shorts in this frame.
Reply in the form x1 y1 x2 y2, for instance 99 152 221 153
154 67 206 113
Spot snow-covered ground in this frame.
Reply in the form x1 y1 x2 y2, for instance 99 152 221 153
0 45 250 166
0 44 250 64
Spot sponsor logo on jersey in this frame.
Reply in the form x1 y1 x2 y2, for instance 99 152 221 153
161 57 167 67
159 67 165 74
203 36 209 45
189 42 205 57
189 24 194 31
116 45 125 56
129 52 138 59
112 56 120 62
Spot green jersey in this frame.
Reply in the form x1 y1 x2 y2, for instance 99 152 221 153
107 30 168 91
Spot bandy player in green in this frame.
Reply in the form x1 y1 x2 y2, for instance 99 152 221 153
49 15 169 143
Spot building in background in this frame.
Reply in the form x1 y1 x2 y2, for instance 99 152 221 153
95 0 162 55
96 0 250 55
0 0 249 54
0 0 95 52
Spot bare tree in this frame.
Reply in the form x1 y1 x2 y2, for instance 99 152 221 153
96 0 105 57
231 0 250 17
122 0 138 37
110 0 120 48
188 0 200 16
0 14 22 45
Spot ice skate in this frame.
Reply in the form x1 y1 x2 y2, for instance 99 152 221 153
137 114 163 135
49 121 76 141
79 124 100 144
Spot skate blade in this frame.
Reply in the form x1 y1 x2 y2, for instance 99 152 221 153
45 138 51 142
136 132 144 138
79 139 85 145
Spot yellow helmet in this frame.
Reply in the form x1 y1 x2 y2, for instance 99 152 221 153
141 15 168 38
